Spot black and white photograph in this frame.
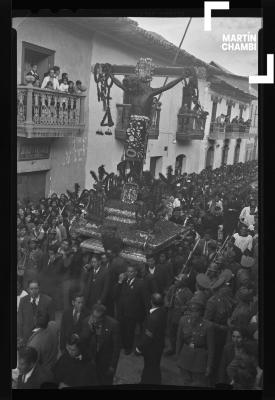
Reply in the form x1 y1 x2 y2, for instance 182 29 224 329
13 12 262 389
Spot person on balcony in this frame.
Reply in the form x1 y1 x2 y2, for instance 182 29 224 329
59 77 69 92
75 80 84 94
41 68 60 90
231 116 239 125
53 66 61 81
216 114 226 127
59 72 69 85
26 64 40 86
68 81 75 94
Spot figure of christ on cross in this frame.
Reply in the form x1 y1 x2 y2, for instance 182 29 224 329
97 59 197 181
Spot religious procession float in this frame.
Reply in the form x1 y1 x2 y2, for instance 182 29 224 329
70 58 203 262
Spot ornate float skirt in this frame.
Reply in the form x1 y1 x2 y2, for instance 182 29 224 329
125 115 150 162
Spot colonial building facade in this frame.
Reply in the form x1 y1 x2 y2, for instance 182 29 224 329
15 17 258 201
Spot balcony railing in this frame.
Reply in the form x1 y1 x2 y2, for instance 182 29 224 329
209 122 226 140
17 84 85 138
225 122 252 139
208 122 255 140
176 112 206 141
115 104 160 141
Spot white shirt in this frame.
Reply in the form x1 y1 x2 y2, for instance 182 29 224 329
94 267 100 275
233 233 253 253
239 206 257 227
22 364 36 383
149 267 155 275
30 295 40 306
17 290 28 311
149 307 159 314
59 83 69 92
41 76 60 90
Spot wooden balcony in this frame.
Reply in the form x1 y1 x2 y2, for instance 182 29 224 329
115 104 160 141
176 112 206 141
225 123 253 139
208 122 226 140
17 84 85 138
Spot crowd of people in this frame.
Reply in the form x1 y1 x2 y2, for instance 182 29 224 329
26 64 86 94
15 160 260 389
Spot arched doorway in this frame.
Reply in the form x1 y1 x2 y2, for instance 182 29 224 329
233 139 241 164
205 146 214 169
221 140 230 165
175 154 186 175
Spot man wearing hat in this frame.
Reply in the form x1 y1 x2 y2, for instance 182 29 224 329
164 274 193 356
235 255 254 291
228 287 254 333
194 273 212 305
176 292 215 387
204 269 234 385
206 262 221 287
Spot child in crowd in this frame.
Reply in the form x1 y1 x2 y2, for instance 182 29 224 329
59 73 69 85
59 77 69 92
75 80 83 94
68 81 75 94
45 81 54 90
26 64 40 86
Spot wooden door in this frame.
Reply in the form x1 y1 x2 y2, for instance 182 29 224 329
17 172 46 203
206 147 214 168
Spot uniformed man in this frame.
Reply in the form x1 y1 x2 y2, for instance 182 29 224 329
206 262 221 287
204 269 234 385
176 292 215 387
164 274 193 356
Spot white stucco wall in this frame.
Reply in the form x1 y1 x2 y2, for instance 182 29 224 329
14 17 94 195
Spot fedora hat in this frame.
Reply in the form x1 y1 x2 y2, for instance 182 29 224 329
219 268 233 284
196 273 211 290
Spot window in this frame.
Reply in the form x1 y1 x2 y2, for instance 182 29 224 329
233 140 241 164
175 154 186 175
221 140 230 165
150 156 162 178
206 146 214 169
21 42 55 85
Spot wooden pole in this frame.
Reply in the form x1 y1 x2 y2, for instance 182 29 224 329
157 17 192 103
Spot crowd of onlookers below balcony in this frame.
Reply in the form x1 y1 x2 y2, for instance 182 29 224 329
25 64 86 95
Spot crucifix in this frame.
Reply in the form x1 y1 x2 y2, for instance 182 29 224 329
93 58 198 183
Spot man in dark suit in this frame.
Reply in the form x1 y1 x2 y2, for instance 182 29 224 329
17 346 53 389
26 312 59 373
114 264 147 354
136 293 167 385
143 255 171 309
79 304 121 385
17 280 55 345
108 249 127 317
53 334 97 388
84 255 110 310
60 292 90 353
